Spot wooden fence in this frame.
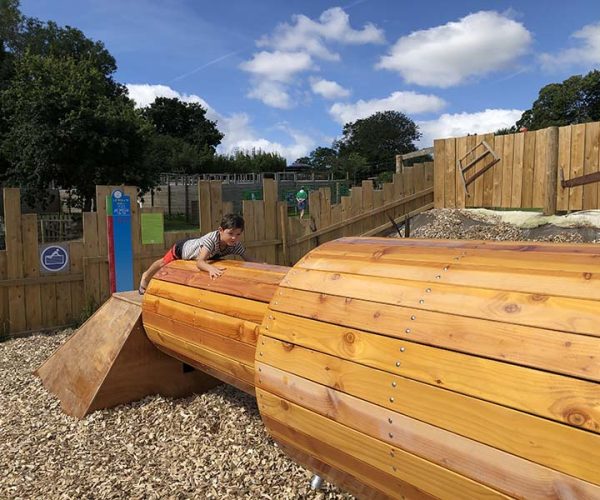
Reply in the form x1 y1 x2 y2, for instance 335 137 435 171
0 162 433 336
434 121 600 213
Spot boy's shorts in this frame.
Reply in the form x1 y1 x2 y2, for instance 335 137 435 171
162 239 186 264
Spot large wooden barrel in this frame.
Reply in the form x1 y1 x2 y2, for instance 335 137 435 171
142 259 289 395
256 237 600 499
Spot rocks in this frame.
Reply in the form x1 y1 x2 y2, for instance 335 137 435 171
0 332 351 499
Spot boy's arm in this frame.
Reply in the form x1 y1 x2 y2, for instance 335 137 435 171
195 247 225 279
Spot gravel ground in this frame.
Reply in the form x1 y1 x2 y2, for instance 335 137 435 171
0 330 352 500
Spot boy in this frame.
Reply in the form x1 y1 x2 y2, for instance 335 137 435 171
296 186 307 219
138 213 255 294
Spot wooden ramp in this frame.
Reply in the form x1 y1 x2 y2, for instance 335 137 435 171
36 291 220 418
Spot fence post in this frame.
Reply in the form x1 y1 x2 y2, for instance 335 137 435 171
544 127 559 215
395 154 404 174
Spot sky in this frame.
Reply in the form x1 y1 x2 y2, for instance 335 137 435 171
18 0 600 162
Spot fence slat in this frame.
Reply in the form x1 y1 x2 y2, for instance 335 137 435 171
511 132 525 208
557 126 572 211
22 214 42 331
501 134 515 208
583 122 600 210
4 188 26 333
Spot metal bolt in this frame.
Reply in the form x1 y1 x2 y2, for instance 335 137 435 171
435 275 441 279
405 328 411 334
274 301 278 305
391 381 397 387
419 299 425 304
258 367 262 372
265 326 269 330
395 361 401 367
400 347 405 352
388 418 393 424
426 288 431 293
389 397 395 403
410 315 416 320
259 352 263 356
443 266 449 271
389 432 394 438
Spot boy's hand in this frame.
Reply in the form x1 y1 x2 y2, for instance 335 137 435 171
208 265 225 280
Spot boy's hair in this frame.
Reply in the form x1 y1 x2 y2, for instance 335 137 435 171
220 213 245 231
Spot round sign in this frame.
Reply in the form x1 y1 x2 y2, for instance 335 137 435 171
113 189 123 199
40 245 69 272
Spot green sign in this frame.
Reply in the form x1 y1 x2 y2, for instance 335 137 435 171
141 213 164 245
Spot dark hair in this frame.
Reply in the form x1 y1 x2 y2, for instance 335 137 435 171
220 213 245 231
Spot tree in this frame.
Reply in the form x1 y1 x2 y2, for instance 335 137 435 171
516 70 600 130
141 97 223 152
335 111 421 176
309 146 337 170
0 53 153 208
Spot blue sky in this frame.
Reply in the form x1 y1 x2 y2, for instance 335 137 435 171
19 0 600 161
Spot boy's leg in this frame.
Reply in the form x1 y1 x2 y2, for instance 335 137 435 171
139 258 165 293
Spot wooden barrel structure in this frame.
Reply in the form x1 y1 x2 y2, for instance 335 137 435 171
142 259 289 395
142 238 600 499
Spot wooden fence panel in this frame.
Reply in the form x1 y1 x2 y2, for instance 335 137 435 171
22 214 42 331
455 136 467 209
501 133 515 208
511 132 525 208
583 121 600 210
557 126 572 211
532 129 547 208
444 138 456 208
4 188 26 332
481 133 495 208
521 131 536 208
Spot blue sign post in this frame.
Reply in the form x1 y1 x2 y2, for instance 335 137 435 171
106 190 134 292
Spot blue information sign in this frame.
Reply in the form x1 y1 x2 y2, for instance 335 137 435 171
40 245 69 273
110 190 134 292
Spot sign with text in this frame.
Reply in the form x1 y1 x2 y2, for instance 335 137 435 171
106 190 134 292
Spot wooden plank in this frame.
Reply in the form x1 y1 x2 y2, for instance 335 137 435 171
583 122 600 210
145 326 255 387
143 309 255 364
143 294 259 346
309 189 321 231
433 139 445 208
262 311 600 430
278 202 289 266
501 133 514 208
293 250 600 302
270 425 429 500
263 178 278 265
533 129 548 208
209 180 223 230
258 389 509 499
83 212 101 307
242 199 256 246
4 188 26 333
444 139 456 208
198 180 212 233
319 187 331 229
0 251 7 334
258 363 600 500
544 127 560 215
454 136 468 208
511 131 525 208
95 185 115 303
557 125 573 211
267 291 600 383
253 200 266 262
492 135 504 207
21 214 42 331
481 134 495 207
257 337 600 484
55 275 72 326
69 241 84 323
472 138 486 208
521 131 536 207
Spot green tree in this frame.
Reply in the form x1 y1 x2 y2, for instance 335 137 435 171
1 53 153 208
335 111 421 177
141 97 223 152
309 146 337 170
516 70 600 130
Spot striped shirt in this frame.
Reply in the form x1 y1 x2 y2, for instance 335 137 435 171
179 231 245 260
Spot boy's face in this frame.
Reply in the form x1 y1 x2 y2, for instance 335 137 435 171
219 227 243 246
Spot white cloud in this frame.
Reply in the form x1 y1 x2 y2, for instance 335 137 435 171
540 22 600 71
328 91 446 125
242 7 383 108
376 11 532 87
258 7 384 60
239 50 314 82
125 83 312 162
310 78 350 99
417 109 523 146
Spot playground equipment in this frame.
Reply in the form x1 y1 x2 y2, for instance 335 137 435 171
38 237 600 498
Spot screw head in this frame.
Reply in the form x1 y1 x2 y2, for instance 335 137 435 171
400 347 405 352
395 361 401 367
391 381 397 387
410 315 416 320
405 328 411 334
389 397 395 403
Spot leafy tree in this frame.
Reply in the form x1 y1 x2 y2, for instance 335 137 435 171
141 97 223 152
0 53 152 208
205 149 286 173
335 111 421 177
333 152 369 184
309 146 337 170
516 70 600 130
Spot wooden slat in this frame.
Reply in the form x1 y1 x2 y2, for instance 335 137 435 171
21 214 42 331
4 188 26 332
433 139 445 208
143 309 255 365
143 294 259 347
198 180 212 233
69 241 84 323
583 121 600 210
258 389 508 499
533 129 547 208
481 134 495 207
271 287 600 376
444 139 456 208
454 136 467 209
263 178 278 265
472 137 485 207
209 180 223 230
278 268 600 337
521 130 536 208
319 187 332 229
145 276 268 323
262 311 600 430
492 135 503 207
293 251 600 302
258 363 600 500
257 336 600 484
557 125 573 211
0 251 8 333
501 133 514 208
464 135 477 208
145 326 255 387
83 212 101 307
510 132 525 209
